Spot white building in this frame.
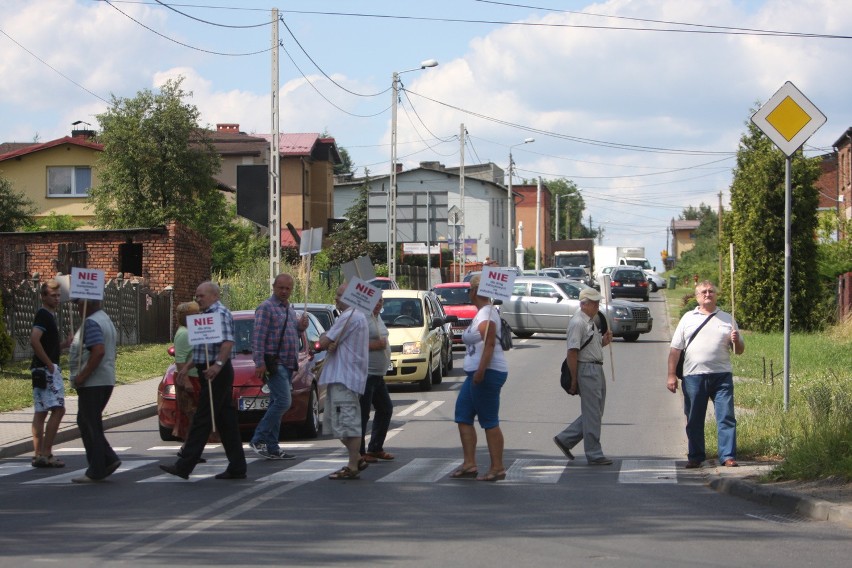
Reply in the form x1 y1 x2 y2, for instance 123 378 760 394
334 162 513 265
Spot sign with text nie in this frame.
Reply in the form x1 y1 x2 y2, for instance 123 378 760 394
70 267 105 300
477 267 516 302
186 312 223 346
340 277 382 314
751 81 826 157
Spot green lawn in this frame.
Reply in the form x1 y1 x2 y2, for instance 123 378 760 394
0 343 171 412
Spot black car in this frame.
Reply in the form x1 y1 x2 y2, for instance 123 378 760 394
609 267 650 302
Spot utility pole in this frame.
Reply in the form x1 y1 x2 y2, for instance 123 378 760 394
269 8 280 288
718 191 723 286
459 123 465 280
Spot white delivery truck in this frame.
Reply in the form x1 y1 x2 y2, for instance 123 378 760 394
615 246 667 292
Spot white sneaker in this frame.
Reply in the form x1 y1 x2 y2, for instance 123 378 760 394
266 449 296 460
248 441 270 458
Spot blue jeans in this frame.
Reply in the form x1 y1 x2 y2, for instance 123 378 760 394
360 374 394 455
682 371 737 464
251 366 293 453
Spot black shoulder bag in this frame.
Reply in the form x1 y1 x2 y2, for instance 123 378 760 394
675 312 716 380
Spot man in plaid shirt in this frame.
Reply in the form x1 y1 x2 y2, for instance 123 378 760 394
160 281 247 480
249 273 308 460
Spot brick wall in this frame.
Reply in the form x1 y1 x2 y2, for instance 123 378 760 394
0 221 210 300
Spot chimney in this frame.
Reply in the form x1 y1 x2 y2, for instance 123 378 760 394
71 120 95 140
395 162 403 173
217 123 240 132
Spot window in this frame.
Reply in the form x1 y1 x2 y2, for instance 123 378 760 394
47 166 92 197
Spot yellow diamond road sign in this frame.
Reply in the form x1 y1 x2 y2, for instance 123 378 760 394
751 81 826 157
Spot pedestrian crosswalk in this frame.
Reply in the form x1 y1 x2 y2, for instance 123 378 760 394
2 454 689 486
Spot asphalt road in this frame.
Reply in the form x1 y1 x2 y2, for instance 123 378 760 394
1 293 850 567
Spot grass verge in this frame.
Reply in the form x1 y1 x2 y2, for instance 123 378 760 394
0 343 171 412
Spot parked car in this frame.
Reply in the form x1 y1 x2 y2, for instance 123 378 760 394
644 271 666 292
501 276 653 342
303 302 340 331
369 277 400 290
593 265 619 290
609 266 650 302
157 310 327 441
559 266 594 288
431 282 477 349
380 290 457 390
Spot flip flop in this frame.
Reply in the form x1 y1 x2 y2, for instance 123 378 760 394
45 455 65 468
450 465 479 479
328 466 360 480
476 470 507 482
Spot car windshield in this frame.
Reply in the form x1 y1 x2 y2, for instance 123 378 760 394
234 319 254 354
555 281 585 299
381 298 424 327
434 288 470 306
308 309 333 330
564 268 585 278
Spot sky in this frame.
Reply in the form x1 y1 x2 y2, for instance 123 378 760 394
2 0 852 270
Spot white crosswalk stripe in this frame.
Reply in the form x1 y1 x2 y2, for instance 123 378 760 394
23 460 156 484
504 459 568 484
141 458 261 483
258 458 348 482
376 458 460 483
617 459 678 484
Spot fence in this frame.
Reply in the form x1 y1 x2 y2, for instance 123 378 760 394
2 276 174 362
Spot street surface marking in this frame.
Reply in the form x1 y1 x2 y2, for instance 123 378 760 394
54 447 131 454
618 459 678 484
504 459 568 484
0 462 36 478
414 400 445 416
376 458 460 483
395 400 428 416
258 458 348 482
23 460 155 484
140 458 260 483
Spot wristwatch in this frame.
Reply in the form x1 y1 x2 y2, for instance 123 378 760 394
214 360 224 367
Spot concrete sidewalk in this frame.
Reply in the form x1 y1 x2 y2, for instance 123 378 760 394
0 376 849 528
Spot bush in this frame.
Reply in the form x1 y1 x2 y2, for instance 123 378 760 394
0 295 12 367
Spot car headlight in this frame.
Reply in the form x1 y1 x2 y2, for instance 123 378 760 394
612 307 629 318
402 341 422 355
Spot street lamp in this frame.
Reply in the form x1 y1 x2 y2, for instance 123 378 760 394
507 138 534 267
389 58 438 282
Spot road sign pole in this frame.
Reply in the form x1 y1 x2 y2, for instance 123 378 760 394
783 157 792 412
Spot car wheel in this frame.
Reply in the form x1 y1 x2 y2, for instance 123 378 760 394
419 358 434 391
513 331 534 339
622 333 640 342
432 353 443 385
298 385 320 439
649 281 658 292
642 294 649 301
159 424 179 442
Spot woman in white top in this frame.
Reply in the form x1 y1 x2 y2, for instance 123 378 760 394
450 275 509 481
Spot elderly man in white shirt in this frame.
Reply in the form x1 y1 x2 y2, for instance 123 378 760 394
318 283 370 480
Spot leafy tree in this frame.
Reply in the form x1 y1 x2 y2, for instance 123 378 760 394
0 176 36 232
334 147 354 176
24 212 84 232
725 117 821 332
326 172 386 267
91 77 222 231
816 212 852 280
547 178 596 239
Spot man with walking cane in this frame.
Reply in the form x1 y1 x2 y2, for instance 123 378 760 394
160 281 247 480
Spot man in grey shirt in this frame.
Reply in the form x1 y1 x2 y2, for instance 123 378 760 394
360 295 395 463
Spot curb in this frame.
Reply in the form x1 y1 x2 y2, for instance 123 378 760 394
0 404 157 460
709 477 852 528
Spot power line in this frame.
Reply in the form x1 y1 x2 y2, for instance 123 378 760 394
151 0 271 28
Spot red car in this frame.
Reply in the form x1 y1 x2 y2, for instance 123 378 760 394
432 282 478 348
157 310 327 441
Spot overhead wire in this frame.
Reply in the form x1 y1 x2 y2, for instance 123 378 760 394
151 0 271 28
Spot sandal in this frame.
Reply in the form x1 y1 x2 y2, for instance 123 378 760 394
450 465 479 479
357 458 370 471
31 455 49 468
367 451 395 461
45 455 65 468
328 466 360 480
476 470 507 482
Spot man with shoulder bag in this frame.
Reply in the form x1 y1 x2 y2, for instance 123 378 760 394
553 288 614 466
249 273 308 460
667 280 744 469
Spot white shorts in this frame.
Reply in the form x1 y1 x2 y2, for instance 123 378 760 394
33 365 65 413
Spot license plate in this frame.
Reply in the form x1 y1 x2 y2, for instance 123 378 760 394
387 362 394 372
624 283 635 287
239 396 269 411
637 323 648 330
